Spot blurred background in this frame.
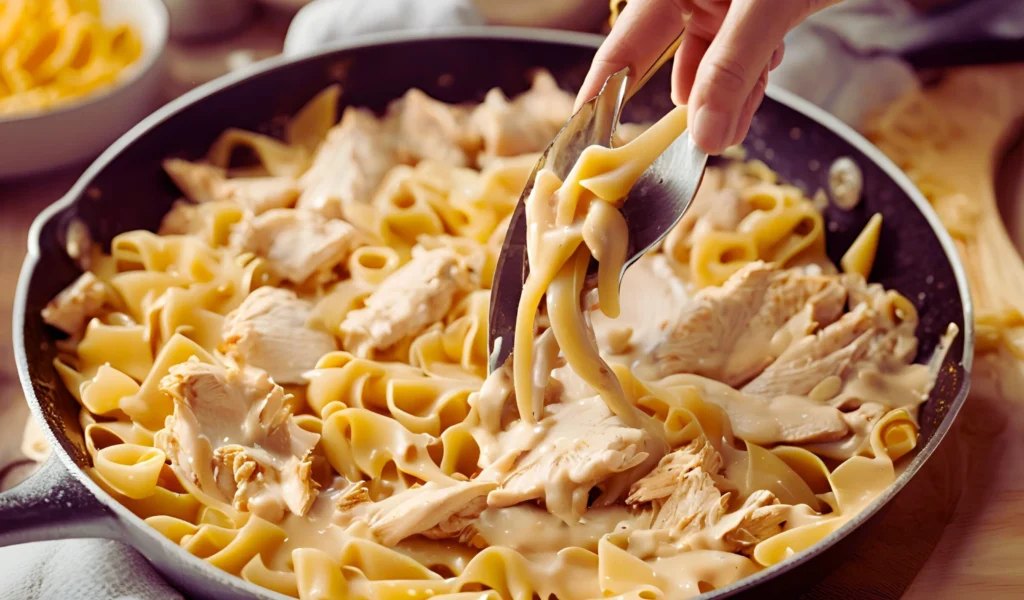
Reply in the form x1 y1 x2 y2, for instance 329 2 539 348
0 0 1023 598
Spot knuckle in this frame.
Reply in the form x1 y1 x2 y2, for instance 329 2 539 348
668 0 690 14
703 55 750 96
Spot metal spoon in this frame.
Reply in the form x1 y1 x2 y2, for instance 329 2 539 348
487 35 708 373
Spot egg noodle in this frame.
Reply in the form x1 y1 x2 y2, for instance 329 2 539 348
0 0 142 116
43 73 955 599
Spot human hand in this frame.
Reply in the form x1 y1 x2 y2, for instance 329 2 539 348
577 0 841 154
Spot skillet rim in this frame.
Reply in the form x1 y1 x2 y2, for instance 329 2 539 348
13 26 975 600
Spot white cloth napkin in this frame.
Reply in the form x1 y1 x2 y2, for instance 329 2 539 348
2 0 1022 597
0 540 182 600
283 0 484 55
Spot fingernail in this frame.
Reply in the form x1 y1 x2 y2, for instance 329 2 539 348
692 105 736 154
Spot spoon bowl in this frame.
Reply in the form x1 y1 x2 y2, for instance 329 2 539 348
487 68 708 373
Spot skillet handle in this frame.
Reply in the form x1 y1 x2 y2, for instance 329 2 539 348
0 454 122 547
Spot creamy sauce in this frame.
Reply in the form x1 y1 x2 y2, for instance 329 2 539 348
512 106 691 429
470 504 647 554
50 78 958 600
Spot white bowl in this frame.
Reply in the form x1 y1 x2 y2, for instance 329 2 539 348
0 0 169 180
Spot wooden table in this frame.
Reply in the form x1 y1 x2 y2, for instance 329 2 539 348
2 14 1023 600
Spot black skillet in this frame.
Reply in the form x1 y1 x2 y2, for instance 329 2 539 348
2 28 973 600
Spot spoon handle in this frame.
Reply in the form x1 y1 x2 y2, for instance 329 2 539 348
626 31 684 102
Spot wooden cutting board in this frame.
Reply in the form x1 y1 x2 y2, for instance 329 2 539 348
1 64 1023 599
800 64 1024 599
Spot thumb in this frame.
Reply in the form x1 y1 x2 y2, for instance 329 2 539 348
688 0 835 154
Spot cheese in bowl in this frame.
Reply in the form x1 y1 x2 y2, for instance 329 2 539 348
0 0 143 116
0 0 167 179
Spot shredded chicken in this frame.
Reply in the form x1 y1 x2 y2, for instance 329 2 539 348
386 89 478 167
229 208 365 284
650 468 729 532
334 479 495 547
340 246 473 356
163 158 299 214
470 72 574 161
626 437 724 505
742 304 876 398
485 395 656 524
646 262 848 385
627 437 787 554
421 494 491 541
158 359 320 522
713 490 789 552
222 287 337 385
42 272 108 338
743 284 920 399
842 274 920 368
334 480 372 512
297 107 399 222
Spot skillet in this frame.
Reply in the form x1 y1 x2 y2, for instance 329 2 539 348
2 28 973 600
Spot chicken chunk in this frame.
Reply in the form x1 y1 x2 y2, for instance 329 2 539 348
163 158 300 214
649 467 728 532
157 360 320 521
386 89 478 167
334 479 372 512
333 479 495 547
742 304 876 398
158 200 204 237
222 287 337 385
42 272 108 338
163 158 225 204
684 376 851 445
842 274 920 368
470 72 574 161
627 439 787 554
218 177 301 214
297 107 399 222
214 444 316 522
644 262 847 386
712 490 788 553
229 209 365 284
742 279 920 401
340 247 473 356
485 395 655 524
626 437 723 505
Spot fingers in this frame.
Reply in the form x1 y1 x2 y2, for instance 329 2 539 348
686 0 790 153
688 0 838 154
670 27 711 106
769 42 785 71
731 65 768 148
575 0 687 111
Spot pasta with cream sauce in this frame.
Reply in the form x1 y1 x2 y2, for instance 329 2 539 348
43 72 956 599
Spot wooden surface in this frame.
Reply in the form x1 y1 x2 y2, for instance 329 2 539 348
887 66 1024 600
1 15 1023 600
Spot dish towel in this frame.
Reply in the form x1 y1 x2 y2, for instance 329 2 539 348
1 0 1022 598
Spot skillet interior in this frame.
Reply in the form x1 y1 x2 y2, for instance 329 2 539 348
18 31 970 599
